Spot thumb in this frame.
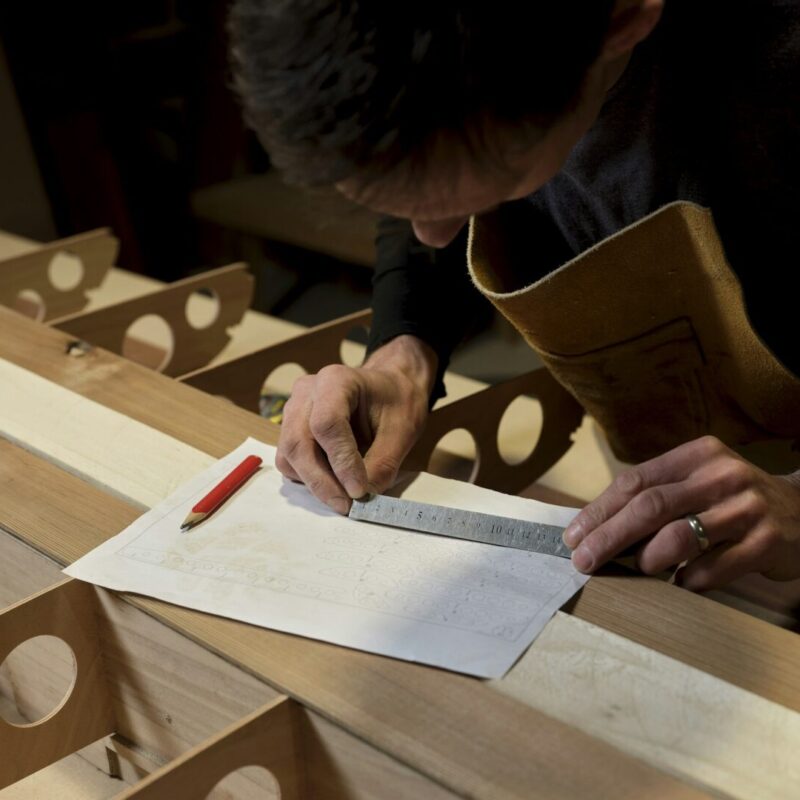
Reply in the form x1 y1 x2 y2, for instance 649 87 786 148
363 423 415 494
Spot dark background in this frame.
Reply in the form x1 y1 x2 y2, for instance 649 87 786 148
0 1 527 375
1 1 252 277
0 0 380 323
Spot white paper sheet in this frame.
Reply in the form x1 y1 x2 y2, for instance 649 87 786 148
65 438 588 678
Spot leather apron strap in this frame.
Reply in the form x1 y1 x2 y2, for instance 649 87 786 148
468 201 800 464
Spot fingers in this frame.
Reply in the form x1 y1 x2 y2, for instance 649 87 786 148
308 368 368 498
563 436 728 548
363 418 418 494
678 535 772 591
277 372 362 515
275 364 422 513
569 479 704 572
276 453 301 483
564 437 755 574
636 493 755 574
278 424 351 515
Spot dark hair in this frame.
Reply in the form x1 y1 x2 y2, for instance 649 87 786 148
229 1 614 188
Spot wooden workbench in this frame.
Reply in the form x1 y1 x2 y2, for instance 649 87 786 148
1 231 799 799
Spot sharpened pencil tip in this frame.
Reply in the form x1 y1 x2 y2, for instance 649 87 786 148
180 523 192 531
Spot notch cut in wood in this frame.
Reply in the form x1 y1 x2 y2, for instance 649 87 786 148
0 578 116 788
52 263 254 376
0 229 118 321
180 308 583 493
114 696 305 800
180 307 372 407
406 367 583 494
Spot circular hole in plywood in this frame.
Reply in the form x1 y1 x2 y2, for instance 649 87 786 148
497 395 543 465
14 289 46 321
185 288 221 330
261 363 307 421
262 363 307 397
205 764 279 799
122 314 174 371
339 324 370 367
48 250 85 291
0 635 76 726
427 428 479 483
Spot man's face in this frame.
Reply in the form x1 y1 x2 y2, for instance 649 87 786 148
337 53 612 248
336 0 666 248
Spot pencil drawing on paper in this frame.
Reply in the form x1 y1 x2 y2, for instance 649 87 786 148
120 517 576 642
66 438 587 677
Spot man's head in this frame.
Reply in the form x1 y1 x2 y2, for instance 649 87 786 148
230 0 663 246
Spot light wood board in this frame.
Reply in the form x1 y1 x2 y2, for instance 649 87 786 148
53 263 254 376
0 396 714 797
0 229 626 500
0 521 459 800
0 313 798 710
3 361 800 796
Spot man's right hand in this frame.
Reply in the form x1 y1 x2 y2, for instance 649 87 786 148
276 335 437 514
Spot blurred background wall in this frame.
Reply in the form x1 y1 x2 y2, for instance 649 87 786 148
0 0 537 380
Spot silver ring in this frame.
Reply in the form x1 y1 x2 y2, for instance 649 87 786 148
685 513 710 553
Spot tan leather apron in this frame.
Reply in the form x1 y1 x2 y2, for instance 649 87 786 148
468 201 800 465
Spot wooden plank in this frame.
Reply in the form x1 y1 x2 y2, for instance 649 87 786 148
1 333 799 713
180 308 373 408
115 696 300 800
567 566 800 710
0 580 116 788
0 230 118 321
53 263 254 376
0 306 277 457
181 312 583 495
403 368 583 494
3 310 797 788
0 358 213 508
0 265 621 502
0 228 627 502
496 611 800 800
0 445 707 798
0 741 123 800
0 529 460 800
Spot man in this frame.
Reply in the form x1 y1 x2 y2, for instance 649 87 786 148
229 0 800 590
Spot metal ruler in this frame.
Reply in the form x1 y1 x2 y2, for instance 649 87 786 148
349 494 572 559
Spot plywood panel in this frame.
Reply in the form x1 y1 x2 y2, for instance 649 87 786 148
0 530 459 800
0 441 708 799
0 230 117 320
1 356 799 718
54 263 253 376
0 580 116 787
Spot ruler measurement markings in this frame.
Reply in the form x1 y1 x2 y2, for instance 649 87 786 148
349 495 572 559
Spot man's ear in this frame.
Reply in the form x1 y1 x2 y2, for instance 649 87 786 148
601 0 663 61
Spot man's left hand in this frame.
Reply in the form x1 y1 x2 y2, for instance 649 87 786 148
562 435 800 590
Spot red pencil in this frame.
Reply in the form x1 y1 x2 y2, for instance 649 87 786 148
180 455 263 531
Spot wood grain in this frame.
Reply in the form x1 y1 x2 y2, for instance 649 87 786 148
0 318 798 713
496 611 800 800
0 530 460 800
53 263 254 376
115 697 301 800
0 442 708 799
182 309 583 494
0 579 116 788
0 230 118 321
0 305 278 456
